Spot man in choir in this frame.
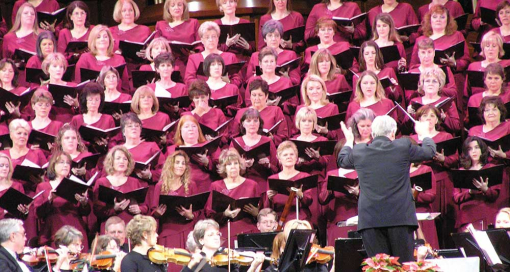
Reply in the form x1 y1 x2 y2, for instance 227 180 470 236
257 208 278 233
0 219 31 272
105 216 128 252
338 116 436 262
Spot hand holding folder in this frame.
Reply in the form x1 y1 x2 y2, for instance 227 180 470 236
0 189 44 218
268 175 318 196
211 191 260 221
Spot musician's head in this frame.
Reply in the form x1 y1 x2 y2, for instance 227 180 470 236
46 151 72 181
147 37 172 62
132 85 159 115
295 106 318 135
80 82 106 114
257 208 278 232
193 219 221 251
371 115 397 141
126 215 158 247
0 219 25 253
372 13 400 42
240 108 264 136
217 148 246 178
9 119 31 148
105 216 126 246
174 114 206 145
354 70 386 103
36 31 57 60
262 20 284 49
283 219 312 240
203 53 225 78
54 225 84 253
31 89 54 115
301 75 328 106
120 112 142 140
154 51 175 75
308 48 339 80
92 235 121 254
0 58 19 87
359 40 384 72
496 208 510 229
186 231 199 254
276 141 298 169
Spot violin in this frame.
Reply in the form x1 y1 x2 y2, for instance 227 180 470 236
90 251 118 270
20 247 59 266
306 244 335 265
147 245 192 266
210 248 254 267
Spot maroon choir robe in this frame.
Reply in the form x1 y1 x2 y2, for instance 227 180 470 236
147 82 187 122
74 52 131 93
326 74 351 95
0 87 33 122
0 182 25 220
345 99 398 123
231 106 289 146
303 42 353 74
184 52 241 87
70 114 115 131
258 11 305 52
367 3 419 29
181 108 228 146
28 120 63 157
468 121 510 161
417 1 465 23
140 112 171 131
352 68 404 104
93 176 149 232
36 82 78 123
410 165 437 213
126 141 165 185
215 18 256 62
294 104 343 141
57 26 93 62
245 50 302 87
205 179 260 248
471 0 504 41
265 172 313 222
209 83 243 109
409 96 461 134
467 92 510 115
305 2 366 43
0 18 7 39
407 66 457 100
11 0 60 24
490 28 510 42
244 76 294 107
229 136 278 193
110 25 151 53
381 43 406 72
411 33 471 72
26 56 42 69
107 92 132 103
464 60 510 97
155 19 201 69
2 31 37 87
34 181 91 251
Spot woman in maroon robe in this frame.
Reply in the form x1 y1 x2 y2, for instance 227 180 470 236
26 31 56 73
305 0 366 44
58 1 93 64
204 53 243 111
265 141 313 223
418 0 465 23
184 21 241 88
75 25 130 92
93 145 149 232
367 0 418 31
258 0 305 52
491 1 510 42
0 154 29 221
34 151 90 251
246 20 301 86
138 37 175 73
205 148 260 248
99 66 132 103
0 59 31 124
28 89 63 156
11 0 60 25
471 0 505 42
371 13 407 72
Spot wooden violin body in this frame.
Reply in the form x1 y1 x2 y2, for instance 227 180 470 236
148 245 192 266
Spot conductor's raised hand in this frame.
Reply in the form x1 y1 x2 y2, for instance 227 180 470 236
340 121 354 147
414 120 431 138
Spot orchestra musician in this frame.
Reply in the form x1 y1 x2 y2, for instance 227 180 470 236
0 218 31 272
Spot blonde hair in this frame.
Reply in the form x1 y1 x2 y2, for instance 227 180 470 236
160 151 191 195
216 148 246 178
145 37 171 62
354 71 386 103
9 119 31 135
417 67 446 96
131 85 159 114
41 53 68 76
283 219 312 240
113 0 140 23
126 215 157 246
0 154 14 183
9 3 39 35
104 146 135 176
481 31 505 58
276 141 298 160
198 21 220 38
163 0 190 22
294 106 318 130
301 75 329 106
308 48 340 81
88 25 114 56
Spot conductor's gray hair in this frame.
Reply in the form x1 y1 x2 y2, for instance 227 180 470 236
0 219 23 243
371 115 397 138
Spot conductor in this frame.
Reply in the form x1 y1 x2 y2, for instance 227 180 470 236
337 116 436 262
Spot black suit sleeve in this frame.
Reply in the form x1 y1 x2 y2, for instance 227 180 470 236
409 137 436 163
337 146 355 169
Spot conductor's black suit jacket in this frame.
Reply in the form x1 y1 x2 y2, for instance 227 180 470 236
337 136 436 231
0 246 24 272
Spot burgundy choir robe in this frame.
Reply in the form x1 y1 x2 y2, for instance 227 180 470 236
245 50 301 87
57 26 93 62
345 98 398 123
231 106 289 147
106 92 132 103
126 141 165 185
28 120 63 157
34 181 91 251
35 82 78 123
305 2 366 43
409 96 461 134
407 66 457 100
352 67 404 104
0 182 25 220
471 0 504 41
381 43 406 72
258 11 305 52
110 25 151 53
464 60 510 97
490 28 510 42
214 18 256 62
11 0 60 24
154 19 201 69
181 108 228 146
0 18 7 40
294 104 343 141
467 92 510 117
244 76 294 108
468 121 510 161
410 165 437 213
209 83 243 109
2 31 37 87
367 3 419 29
205 179 260 248
184 52 241 87
326 73 351 95
417 1 465 23
303 42 353 74
74 52 131 93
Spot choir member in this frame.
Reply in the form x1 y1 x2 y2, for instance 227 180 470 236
407 68 461 134
28 89 63 151
0 219 32 272
468 96 510 162
52 225 86 272
353 41 403 104
166 115 219 193
345 70 397 122
307 48 350 97
232 79 288 146
0 59 28 124
120 215 166 271
215 0 255 62
204 53 243 109
471 0 505 42
26 30 56 71
410 162 436 213
229 108 278 192
138 37 172 72
407 38 457 100
258 0 305 52
11 0 59 28
58 1 93 64
453 137 501 231
305 0 366 44
205 148 260 247
105 216 128 252
347 108 375 145
246 20 301 86
151 151 198 250
417 0 465 24
256 208 278 233
266 141 313 222
184 21 241 87
495 207 510 228
367 0 418 33
98 66 132 103
93 146 149 231
34 151 90 251
2 3 39 87
371 13 407 72
492 1 510 42
110 0 151 53
74 25 130 92
0 154 29 220
411 5 470 72
183 219 265 272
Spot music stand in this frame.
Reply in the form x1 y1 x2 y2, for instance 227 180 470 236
486 229 510 265
335 238 367 272
278 229 315 272
237 232 279 255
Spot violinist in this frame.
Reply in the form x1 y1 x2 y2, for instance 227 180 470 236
53 225 86 272
91 235 127 272
120 215 166 272
257 208 278 233
0 218 31 272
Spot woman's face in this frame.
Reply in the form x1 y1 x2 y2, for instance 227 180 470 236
264 31 282 49
33 100 52 118
62 130 78 153
95 30 110 51
208 61 223 78
156 62 174 78
499 6 510 26
467 140 482 163
483 41 500 61
69 239 84 254
147 229 158 247
357 119 372 140
40 39 54 58
250 88 268 109
360 75 377 98
496 212 510 229
70 7 87 28
419 110 439 130
430 12 447 32
418 48 435 66
221 0 237 15
242 117 260 135
273 0 287 11
112 150 129 173
10 127 28 146
201 29 219 51
138 93 154 111
483 103 501 124
422 76 440 96
363 46 377 66
173 155 186 177
484 73 503 93
120 2 135 24
181 121 199 144
20 6 35 27
106 239 120 254
150 44 168 60
124 121 141 139
169 0 184 19
104 71 118 90
54 155 71 178
278 147 297 168
0 63 15 85
225 160 240 179
192 94 209 109
201 226 221 250
260 55 277 75
306 80 323 103
317 58 331 76
317 26 334 44
0 157 10 180
86 93 101 113
376 20 390 39
48 61 65 81
383 0 396 5
299 117 314 135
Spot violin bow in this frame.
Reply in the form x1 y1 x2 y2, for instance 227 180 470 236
44 246 52 272
227 219 231 272
291 187 299 220
89 233 99 265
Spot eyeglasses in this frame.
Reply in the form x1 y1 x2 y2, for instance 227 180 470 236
71 243 84 251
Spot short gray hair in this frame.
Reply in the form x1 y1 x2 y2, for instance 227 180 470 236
193 219 219 249
371 115 397 138
0 219 22 243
